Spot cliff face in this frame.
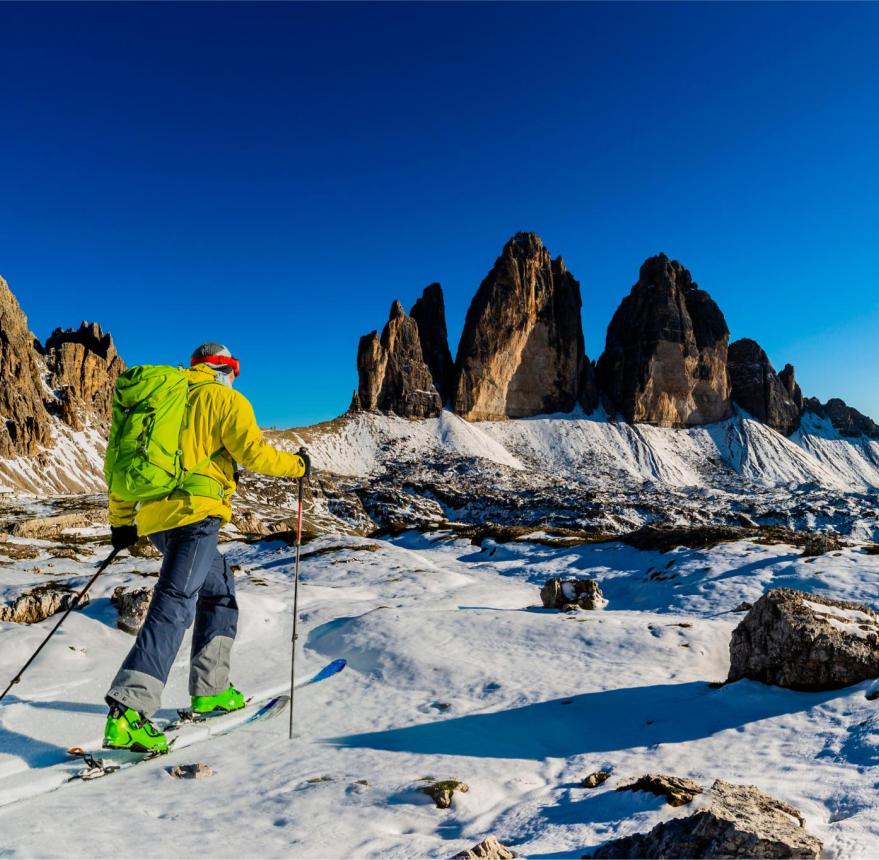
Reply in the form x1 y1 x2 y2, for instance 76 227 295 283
356 301 442 419
452 233 589 421
0 275 123 462
409 283 454 404
805 397 879 439
0 276 55 457
728 339 802 436
596 254 731 427
44 322 125 431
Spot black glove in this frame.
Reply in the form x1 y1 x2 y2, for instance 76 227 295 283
111 525 139 551
297 448 312 479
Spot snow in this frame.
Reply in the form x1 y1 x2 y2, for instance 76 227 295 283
3 530 879 856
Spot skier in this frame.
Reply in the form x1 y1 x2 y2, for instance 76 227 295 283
102 343 310 752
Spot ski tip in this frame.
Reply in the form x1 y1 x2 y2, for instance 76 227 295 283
312 658 347 683
68 746 87 757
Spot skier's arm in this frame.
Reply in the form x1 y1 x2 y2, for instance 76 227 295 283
108 493 137 527
220 392 306 479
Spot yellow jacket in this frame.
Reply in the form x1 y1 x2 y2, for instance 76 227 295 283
109 364 306 536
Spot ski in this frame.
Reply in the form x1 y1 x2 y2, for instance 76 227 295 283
59 658 346 784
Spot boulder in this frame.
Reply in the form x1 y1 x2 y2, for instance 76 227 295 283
804 397 879 439
410 283 454 404
357 301 442 418
44 322 124 431
596 254 731 427
582 771 611 789
592 779 820 858
421 778 469 809
727 588 879 690
231 510 270 536
540 577 606 610
0 275 54 457
0 583 87 624
10 512 102 539
617 774 703 807
452 836 515 859
110 585 153 634
167 763 214 779
727 339 801 435
452 232 590 420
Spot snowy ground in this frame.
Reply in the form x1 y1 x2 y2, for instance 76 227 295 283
3 524 879 857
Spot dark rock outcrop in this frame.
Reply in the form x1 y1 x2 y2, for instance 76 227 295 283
0 276 54 456
727 588 879 690
44 322 125 431
110 585 153 634
356 301 442 418
779 364 803 411
540 577 606 610
420 778 469 809
728 339 801 435
410 283 454 404
452 233 590 420
596 254 731 427
804 397 879 438
593 779 820 859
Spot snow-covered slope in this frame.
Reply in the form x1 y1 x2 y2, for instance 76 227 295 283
273 409 879 493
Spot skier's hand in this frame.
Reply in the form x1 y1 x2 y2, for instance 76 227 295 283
297 449 312 479
111 525 139 551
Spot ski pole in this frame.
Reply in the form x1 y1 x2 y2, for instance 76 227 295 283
289 446 308 740
0 547 121 705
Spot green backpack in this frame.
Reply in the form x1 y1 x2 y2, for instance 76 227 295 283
104 365 225 503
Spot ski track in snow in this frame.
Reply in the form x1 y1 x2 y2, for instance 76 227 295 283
3 531 879 856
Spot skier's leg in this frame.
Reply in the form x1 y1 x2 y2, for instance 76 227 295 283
189 548 239 699
106 517 221 717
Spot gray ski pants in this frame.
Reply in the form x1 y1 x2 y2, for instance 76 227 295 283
106 516 238 716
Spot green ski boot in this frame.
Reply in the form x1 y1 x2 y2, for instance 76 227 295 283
191 686 246 715
103 704 169 753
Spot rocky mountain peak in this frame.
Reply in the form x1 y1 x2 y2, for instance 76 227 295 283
452 232 588 420
409 283 454 404
727 339 802 435
805 397 879 439
44 321 125 431
596 255 731 427
356 301 442 419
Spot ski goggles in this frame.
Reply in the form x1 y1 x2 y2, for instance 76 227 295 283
190 354 241 378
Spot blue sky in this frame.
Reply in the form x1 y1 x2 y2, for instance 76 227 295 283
1 2 877 426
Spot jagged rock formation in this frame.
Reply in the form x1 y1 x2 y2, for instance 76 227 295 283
727 588 879 690
44 322 124 431
805 397 879 438
410 283 454 404
728 339 802 435
110 585 153 634
0 276 53 457
356 301 442 419
617 773 702 807
452 836 515 860
779 363 803 411
0 583 88 624
596 254 731 427
593 779 820 858
452 233 590 420
0 275 122 466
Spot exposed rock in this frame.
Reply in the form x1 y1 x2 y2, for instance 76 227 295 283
779 364 803 411
110 585 153 634
0 583 87 624
728 339 801 435
410 283 454 404
617 773 703 807
800 532 843 557
452 232 588 420
356 486 445 533
0 539 41 560
452 835 516 859
167 763 214 779
231 510 270 536
592 779 820 859
421 778 469 809
582 770 612 789
540 577 606 610
596 254 731 427
357 301 442 418
0 275 54 457
128 536 162 558
579 358 601 414
347 390 363 413
804 397 879 439
10 512 102 539
727 588 879 690
44 322 124 431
